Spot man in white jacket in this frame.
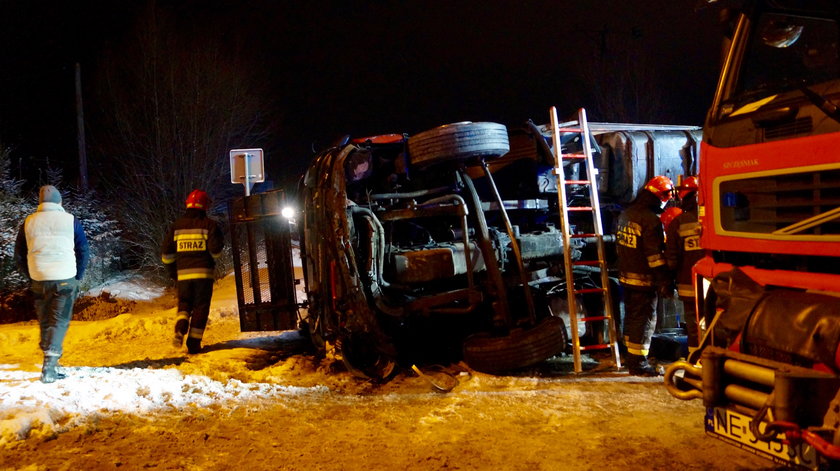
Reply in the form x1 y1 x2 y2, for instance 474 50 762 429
14 185 90 383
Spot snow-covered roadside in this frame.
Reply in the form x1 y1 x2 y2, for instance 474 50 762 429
0 266 322 445
0 364 328 443
0 260 771 470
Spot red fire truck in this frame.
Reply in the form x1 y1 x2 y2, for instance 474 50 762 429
665 1 840 469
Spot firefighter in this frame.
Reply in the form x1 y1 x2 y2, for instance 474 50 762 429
616 176 674 376
660 206 682 241
161 189 225 354
665 176 702 354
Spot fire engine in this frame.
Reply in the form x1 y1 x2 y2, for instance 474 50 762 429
664 1 840 468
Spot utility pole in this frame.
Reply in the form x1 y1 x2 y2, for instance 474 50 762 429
75 62 89 191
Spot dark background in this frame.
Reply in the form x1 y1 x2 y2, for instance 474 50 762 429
0 0 723 192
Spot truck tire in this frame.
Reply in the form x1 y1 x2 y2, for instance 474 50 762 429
408 122 510 168
462 316 566 373
339 331 397 381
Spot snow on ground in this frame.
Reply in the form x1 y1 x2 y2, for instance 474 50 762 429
0 263 321 446
0 257 772 470
85 275 167 302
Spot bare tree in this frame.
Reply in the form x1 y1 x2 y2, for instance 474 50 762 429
572 34 674 124
0 143 31 294
90 2 277 273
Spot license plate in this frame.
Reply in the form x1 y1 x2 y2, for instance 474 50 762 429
705 407 820 470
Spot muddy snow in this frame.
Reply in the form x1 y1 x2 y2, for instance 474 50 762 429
0 267 774 470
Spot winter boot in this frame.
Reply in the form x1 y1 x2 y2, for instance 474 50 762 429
40 355 66 383
173 318 189 348
186 337 202 354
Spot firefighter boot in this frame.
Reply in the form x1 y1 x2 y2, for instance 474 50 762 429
40 354 66 383
186 337 202 354
626 354 663 377
173 316 189 348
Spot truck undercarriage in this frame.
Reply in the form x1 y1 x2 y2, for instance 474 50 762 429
298 122 571 378
229 115 701 380
292 119 700 379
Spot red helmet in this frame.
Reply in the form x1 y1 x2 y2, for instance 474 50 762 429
677 175 699 200
186 189 210 209
644 176 675 203
660 206 683 230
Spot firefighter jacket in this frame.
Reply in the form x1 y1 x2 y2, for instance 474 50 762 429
665 197 703 297
161 209 224 281
616 191 668 290
14 202 90 282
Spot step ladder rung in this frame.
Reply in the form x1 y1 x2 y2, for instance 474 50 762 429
579 315 609 322
567 206 593 212
573 287 605 295
580 343 612 352
572 260 602 266
564 180 590 185
562 154 587 159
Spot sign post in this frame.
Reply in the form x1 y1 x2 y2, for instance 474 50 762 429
229 148 265 196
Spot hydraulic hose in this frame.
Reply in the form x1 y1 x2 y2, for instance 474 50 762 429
458 168 511 329
480 158 536 324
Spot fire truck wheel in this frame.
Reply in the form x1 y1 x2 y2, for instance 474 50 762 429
462 316 566 373
407 121 510 168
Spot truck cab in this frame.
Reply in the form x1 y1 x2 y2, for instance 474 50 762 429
666 2 840 468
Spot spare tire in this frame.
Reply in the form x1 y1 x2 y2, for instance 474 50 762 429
462 316 566 373
408 121 510 168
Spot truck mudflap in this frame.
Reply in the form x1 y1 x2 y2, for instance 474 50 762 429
665 348 840 469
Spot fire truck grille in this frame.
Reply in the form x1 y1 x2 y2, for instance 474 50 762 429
762 117 813 141
719 167 840 235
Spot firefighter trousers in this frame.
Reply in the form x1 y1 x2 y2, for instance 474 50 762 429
679 295 699 348
622 285 658 358
176 278 214 343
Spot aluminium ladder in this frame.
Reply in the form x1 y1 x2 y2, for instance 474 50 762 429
549 106 622 373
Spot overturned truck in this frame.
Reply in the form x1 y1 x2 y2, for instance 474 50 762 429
230 115 700 380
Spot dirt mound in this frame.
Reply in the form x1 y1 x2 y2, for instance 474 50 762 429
1 290 137 324
73 292 137 321
0 290 34 323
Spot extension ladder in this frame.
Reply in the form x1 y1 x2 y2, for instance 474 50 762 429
549 106 622 373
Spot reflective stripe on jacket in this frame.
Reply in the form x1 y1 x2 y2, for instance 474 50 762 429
161 209 224 281
616 192 667 290
665 207 703 297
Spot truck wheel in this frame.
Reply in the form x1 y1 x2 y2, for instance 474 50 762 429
339 331 397 381
408 121 510 168
462 316 566 373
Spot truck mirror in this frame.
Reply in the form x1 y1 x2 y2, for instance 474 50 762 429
761 19 803 48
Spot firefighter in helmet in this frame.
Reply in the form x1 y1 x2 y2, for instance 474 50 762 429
616 176 674 376
665 176 702 355
161 189 225 353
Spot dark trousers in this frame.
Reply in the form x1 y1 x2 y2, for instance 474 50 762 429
177 279 214 341
680 295 699 348
622 285 657 358
32 278 79 358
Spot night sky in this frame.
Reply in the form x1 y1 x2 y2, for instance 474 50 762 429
0 0 723 190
